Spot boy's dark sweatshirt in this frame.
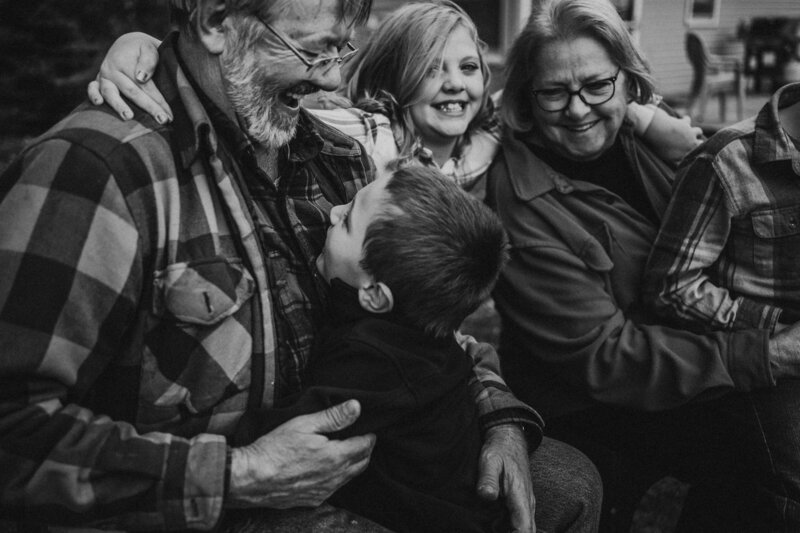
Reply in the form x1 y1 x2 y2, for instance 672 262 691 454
232 280 509 533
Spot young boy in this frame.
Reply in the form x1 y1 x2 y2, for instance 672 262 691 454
232 166 529 533
644 82 800 333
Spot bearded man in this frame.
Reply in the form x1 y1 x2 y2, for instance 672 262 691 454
0 1 600 531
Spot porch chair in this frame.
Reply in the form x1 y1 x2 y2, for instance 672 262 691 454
685 32 745 124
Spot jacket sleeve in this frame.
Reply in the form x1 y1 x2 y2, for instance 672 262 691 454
310 107 397 174
494 234 775 412
0 140 227 530
644 152 783 331
455 332 544 449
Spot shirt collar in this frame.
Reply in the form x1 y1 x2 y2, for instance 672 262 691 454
500 128 574 201
500 122 643 202
753 81 800 176
156 32 218 170
326 278 420 332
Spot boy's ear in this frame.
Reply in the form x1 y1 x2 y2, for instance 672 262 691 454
197 0 227 54
358 282 394 314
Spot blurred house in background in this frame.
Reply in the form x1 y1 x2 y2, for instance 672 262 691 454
0 0 169 136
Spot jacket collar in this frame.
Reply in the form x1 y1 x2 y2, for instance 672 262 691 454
499 121 660 206
753 81 800 176
326 278 419 331
156 32 217 170
500 128 573 201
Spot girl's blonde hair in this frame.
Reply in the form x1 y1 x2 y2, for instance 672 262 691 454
343 0 491 160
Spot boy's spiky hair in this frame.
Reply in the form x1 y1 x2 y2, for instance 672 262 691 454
362 166 508 338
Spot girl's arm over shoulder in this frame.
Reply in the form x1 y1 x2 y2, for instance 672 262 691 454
87 32 171 123
627 101 704 166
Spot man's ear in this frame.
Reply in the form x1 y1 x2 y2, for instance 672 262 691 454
197 0 227 54
358 282 394 314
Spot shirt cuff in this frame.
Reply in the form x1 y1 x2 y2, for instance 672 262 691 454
480 407 544 451
180 434 229 530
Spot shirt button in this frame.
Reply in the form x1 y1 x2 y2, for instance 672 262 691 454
790 217 797 228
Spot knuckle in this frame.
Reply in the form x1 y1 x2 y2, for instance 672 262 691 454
122 85 139 98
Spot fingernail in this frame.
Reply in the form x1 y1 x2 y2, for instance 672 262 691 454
345 399 359 415
156 114 166 124
135 70 147 83
123 110 133 120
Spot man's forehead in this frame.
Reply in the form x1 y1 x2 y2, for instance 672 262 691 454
270 0 343 23
270 0 351 38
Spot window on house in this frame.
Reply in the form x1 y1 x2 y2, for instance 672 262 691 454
452 0 501 49
684 0 721 28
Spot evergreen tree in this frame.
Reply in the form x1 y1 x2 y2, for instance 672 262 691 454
0 0 169 135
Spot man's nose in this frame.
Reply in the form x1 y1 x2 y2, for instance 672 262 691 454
309 62 343 93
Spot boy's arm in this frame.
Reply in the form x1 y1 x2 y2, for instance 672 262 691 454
643 153 783 332
627 101 704 166
456 332 544 446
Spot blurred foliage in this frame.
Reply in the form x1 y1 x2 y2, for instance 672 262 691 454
0 0 170 135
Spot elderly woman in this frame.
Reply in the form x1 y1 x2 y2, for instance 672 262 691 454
488 0 800 531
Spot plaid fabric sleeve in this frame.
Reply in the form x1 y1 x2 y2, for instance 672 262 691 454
0 139 227 530
644 154 782 331
310 108 397 173
455 332 544 450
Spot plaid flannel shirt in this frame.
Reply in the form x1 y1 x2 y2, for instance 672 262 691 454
645 82 800 332
0 34 540 531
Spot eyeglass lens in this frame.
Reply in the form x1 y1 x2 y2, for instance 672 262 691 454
533 70 620 112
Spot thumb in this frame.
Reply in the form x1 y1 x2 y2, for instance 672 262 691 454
134 40 160 83
304 399 361 434
477 454 502 501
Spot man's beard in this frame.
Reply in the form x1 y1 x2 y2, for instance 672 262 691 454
221 47 298 149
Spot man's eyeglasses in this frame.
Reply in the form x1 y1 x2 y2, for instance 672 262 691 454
254 15 358 70
531 68 622 112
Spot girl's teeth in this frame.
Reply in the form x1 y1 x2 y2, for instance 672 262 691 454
436 102 464 112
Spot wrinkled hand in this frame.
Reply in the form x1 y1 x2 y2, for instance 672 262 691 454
228 399 376 509
769 321 800 379
86 32 171 123
478 424 536 533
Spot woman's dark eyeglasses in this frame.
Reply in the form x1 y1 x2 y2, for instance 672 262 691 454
531 68 622 112
254 15 358 70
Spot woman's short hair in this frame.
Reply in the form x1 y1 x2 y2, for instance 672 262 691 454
501 0 656 132
344 0 492 159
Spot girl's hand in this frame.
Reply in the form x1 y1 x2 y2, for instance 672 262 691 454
628 102 704 166
87 32 171 123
